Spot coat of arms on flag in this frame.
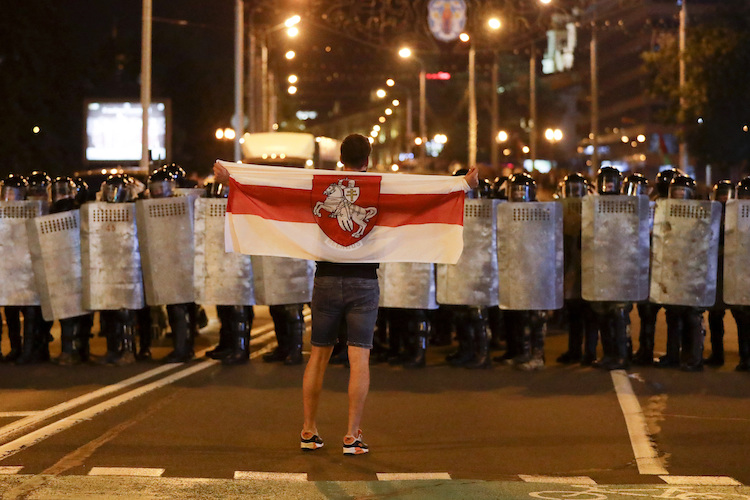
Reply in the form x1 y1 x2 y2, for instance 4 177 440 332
311 175 381 247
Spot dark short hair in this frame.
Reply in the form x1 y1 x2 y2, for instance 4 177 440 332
340 134 371 167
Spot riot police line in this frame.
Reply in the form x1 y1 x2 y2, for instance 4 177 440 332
0 164 748 373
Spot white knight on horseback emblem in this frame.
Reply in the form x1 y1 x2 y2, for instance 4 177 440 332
313 179 378 239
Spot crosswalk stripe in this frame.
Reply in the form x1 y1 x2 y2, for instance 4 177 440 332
659 475 742 486
234 471 308 481
0 466 23 475
376 473 451 481
0 412 42 418
88 467 165 477
519 475 597 485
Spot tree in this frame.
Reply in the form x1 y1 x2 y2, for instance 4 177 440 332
642 0 750 177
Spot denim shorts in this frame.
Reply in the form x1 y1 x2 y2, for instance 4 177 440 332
310 276 379 349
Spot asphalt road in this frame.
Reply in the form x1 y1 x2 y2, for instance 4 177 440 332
0 306 749 499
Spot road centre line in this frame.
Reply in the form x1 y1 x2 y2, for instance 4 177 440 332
0 322 289 461
234 471 308 481
610 369 669 475
88 467 165 477
519 475 597 485
376 473 452 481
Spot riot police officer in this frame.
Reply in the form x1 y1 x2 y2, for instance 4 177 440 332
704 180 734 367
147 168 196 363
588 167 631 370
503 172 548 370
633 168 684 366
731 177 750 371
50 176 90 365
557 173 599 365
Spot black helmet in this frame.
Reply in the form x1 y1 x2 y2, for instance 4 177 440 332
508 172 536 202
477 178 492 199
205 182 228 199
596 166 622 195
27 171 51 201
737 177 750 200
562 173 588 198
73 177 89 206
1 174 28 201
654 168 684 199
668 174 696 200
161 163 187 187
711 180 735 203
622 173 649 196
101 174 132 203
148 169 176 198
50 176 78 203
491 176 508 200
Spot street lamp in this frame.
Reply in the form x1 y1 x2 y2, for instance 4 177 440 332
398 47 426 169
260 15 300 132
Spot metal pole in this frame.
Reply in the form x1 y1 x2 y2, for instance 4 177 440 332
678 0 688 171
269 71 277 130
419 66 426 169
406 92 413 149
261 34 268 132
529 46 537 171
234 0 244 161
591 26 599 172
491 51 499 171
140 0 152 172
468 44 477 168
247 17 256 133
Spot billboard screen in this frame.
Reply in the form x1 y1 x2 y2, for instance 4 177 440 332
84 100 170 163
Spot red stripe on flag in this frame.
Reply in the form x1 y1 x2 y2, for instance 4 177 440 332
228 178 464 226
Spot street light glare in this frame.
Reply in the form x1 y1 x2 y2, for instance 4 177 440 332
215 128 224 140
288 85 297 94
224 128 236 140
398 47 412 58
497 130 508 142
553 129 563 141
385 108 393 115
459 32 470 42
285 15 301 27
288 74 298 84
386 79 395 87
488 18 502 30
287 27 299 37
376 89 386 98
392 99 400 106
285 50 295 60
539 0 552 4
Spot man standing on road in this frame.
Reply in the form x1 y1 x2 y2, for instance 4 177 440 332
214 134 478 456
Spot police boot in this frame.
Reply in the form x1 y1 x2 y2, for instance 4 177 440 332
592 312 615 369
222 318 250 366
632 322 655 366
284 307 305 365
558 301 583 364
448 319 476 367
207 306 233 360
405 317 430 369
658 308 682 367
680 311 704 372
15 310 42 365
466 309 491 369
5 328 22 364
115 323 137 366
431 306 453 347
163 304 194 363
487 306 505 351
55 319 83 366
263 305 289 362
705 309 725 366
137 325 152 361
604 309 630 370
512 314 533 369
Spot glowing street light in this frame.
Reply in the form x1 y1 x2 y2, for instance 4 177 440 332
385 108 393 116
398 47 412 58
285 50 295 60
284 15 301 28
459 32 470 42
376 89 386 99
488 18 502 30
224 127 236 140
496 130 508 142
288 74 298 84
386 79 395 87
215 128 225 140
392 99 400 106
288 86 297 94
545 128 562 142
287 26 299 37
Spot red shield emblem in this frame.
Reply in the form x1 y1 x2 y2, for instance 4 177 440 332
311 175 381 247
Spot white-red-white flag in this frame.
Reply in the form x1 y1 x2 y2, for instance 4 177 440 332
220 161 471 264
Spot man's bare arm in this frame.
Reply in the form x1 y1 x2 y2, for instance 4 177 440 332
465 166 479 189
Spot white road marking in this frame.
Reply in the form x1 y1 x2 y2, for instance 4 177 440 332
0 321 289 461
0 466 23 475
88 467 165 477
659 475 742 486
234 471 308 481
519 475 597 485
610 369 669 475
0 412 42 418
376 473 451 480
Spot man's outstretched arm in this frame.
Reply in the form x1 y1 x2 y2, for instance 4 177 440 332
465 166 479 189
213 162 230 184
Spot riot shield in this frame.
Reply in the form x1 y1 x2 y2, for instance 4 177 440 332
136 197 195 306
436 199 500 306
251 256 313 305
650 199 721 307
561 197 583 300
723 199 750 305
194 198 255 305
497 201 563 310
80 202 145 310
0 201 45 306
27 210 89 320
378 262 437 310
581 195 650 302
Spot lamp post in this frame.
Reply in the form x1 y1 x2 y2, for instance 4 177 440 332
678 0 688 171
260 15 300 132
140 0 152 172
399 47 427 169
233 0 244 161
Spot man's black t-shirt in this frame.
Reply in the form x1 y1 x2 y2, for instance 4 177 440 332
315 262 379 280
